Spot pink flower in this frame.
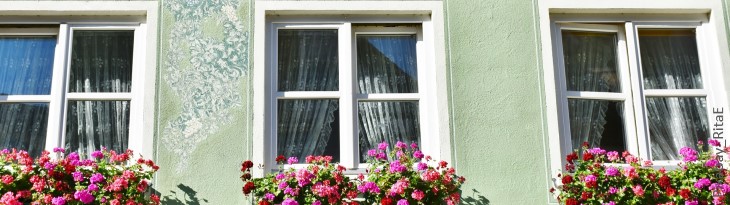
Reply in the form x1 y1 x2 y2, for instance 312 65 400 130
413 151 424 159
608 187 618 194
53 147 65 153
632 185 644 196
90 173 104 184
287 157 298 165
358 182 380 194
72 171 84 182
282 198 298 205
624 167 638 179
710 139 721 147
396 141 407 149
389 161 407 173
0 192 21 205
605 167 619 177
706 159 720 167
695 178 711 189
643 160 653 167
680 147 698 162
416 162 428 171
421 170 440 182
389 179 409 195
264 193 275 201
91 151 104 159
51 197 66 205
367 149 377 157
312 200 322 205
411 189 425 201
397 199 409 205
87 184 99 192
686 200 698 205
74 190 94 204
606 151 619 161
378 142 388 150
410 143 418 149
1 175 13 184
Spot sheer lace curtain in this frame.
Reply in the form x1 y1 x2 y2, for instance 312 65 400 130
356 35 420 162
561 31 622 152
276 30 340 160
0 37 55 157
65 31 134 157
639 30 709 160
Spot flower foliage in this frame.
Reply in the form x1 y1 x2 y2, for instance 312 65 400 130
0 148 160 205
359 142 466 205
241 142 466 205
241 156 359 205
552 141 730 205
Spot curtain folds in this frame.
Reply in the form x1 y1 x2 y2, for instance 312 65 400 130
0 37 55 157
639 31 708 160
65 31 134 156
356 35 420 162
276 30 340 160
561 31 621 151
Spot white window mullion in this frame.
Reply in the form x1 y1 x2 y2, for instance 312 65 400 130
624 21 651 159
616 23 641 158
0 95 51 102
129 24 148 157
339 23 356 169
45 23 70 153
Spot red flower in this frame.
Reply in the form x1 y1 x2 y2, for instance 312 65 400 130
381 197 393 205
666 187 676 196
258 201 271 205
275 155 286 163
242 181 255 195
580 191 591 200
679 188 691 199
658 175 671 189
582 153 593 161
241 173 251 180
566 152 578 163
242 160 254 169
562 175 573 184
582 142 590 148
565 198 579 205
439 161 448 168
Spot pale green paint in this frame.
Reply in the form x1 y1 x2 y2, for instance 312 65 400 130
445 0 550 204
152 0 552 204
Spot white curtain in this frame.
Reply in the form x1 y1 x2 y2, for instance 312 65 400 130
639 31 708 160
561 31 622 151
356 35 420 162
276 30 340 160
65 31 134 157
0 37 55 157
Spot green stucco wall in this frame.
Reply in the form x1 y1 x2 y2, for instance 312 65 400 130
155 0 251 204
444 0 550 204
151 0 553 204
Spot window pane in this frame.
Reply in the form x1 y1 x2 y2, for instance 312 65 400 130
561 31 621 93
647 97 708 160
69 31 134 93
0 37 55 95
0 103 48 157
568 99 626 153
278 30 338 91
358 101 419 163
65 101 130 157
639 29 702 89
277 99 339 161
357 35 418 93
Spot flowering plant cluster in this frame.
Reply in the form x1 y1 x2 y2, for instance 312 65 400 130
552 141 730 205
241 155 359 205
0 148 160 205
241 141 466 205
359 141 466 205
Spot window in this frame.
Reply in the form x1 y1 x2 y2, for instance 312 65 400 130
253 1 450 173
0 21 151 157
543 13 730 168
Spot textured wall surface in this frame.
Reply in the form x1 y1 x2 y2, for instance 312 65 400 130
445 0 550 204
155 0 251 204
157 0 552 204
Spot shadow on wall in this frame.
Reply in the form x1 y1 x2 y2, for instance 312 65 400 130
462 189 491 205
161 184 209 205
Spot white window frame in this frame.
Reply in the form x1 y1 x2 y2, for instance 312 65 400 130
0 1 159 158
539 0 730 203
253 1 450 176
